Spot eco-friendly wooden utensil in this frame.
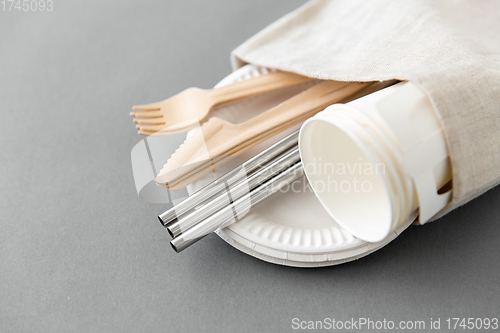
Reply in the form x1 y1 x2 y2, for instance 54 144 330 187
131 70 314 135
155 81 372 190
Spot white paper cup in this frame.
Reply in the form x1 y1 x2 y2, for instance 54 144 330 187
299 82 453 242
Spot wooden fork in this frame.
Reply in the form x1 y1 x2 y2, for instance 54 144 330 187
154 81 373 190
131 70 313 135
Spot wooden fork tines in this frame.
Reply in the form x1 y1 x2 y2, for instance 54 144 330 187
131 70 314 135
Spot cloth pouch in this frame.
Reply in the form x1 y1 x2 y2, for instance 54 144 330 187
231 0 500 222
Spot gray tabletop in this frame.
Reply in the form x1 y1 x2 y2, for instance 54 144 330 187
1 1 499 332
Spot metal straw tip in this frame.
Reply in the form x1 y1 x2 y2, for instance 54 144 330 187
157 215 166 227
158 210 177 227
170 235 205 253
166 226 175 238
170 241 181 253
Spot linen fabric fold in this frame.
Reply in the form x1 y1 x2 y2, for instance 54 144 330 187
231 0 500 222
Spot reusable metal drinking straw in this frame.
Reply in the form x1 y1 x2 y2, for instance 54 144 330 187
170 162 304 252
166 147 301 238
158 130 299 227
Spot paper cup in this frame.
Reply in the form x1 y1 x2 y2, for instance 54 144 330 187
299 82 453 242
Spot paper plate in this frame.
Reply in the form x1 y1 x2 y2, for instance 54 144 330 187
186 65 415 267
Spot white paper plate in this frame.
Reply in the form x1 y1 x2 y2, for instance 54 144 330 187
186 65 414 267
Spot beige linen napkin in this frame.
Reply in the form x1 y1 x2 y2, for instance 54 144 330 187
231 0 500 223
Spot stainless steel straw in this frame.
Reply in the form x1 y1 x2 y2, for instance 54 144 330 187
170 162 304 252
167 147 301 238
158 130 299 227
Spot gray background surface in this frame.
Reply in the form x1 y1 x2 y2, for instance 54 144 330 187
1 1 499 332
